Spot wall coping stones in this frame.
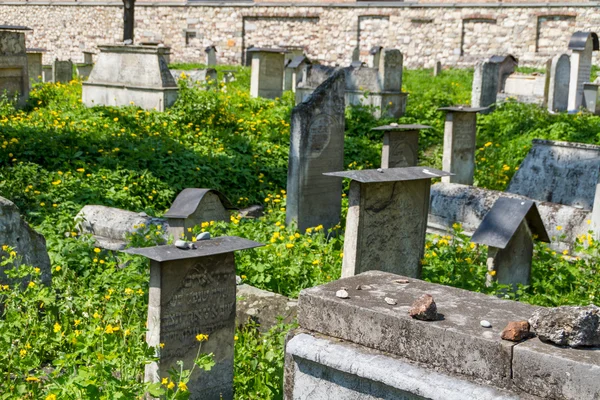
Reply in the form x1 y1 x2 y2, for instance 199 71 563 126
297 270 600 397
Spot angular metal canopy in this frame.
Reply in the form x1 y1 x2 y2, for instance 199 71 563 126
324 166 452 183
372 124 432 132
164 188 235 219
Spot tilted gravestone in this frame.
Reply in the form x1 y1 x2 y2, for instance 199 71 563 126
286 70 345 233
372 124 431 168
164 188 234 240
439 106 487 185
471 60 498 110
471 197 549 289
125 237 262 400
547 54 570 113
506 139 600 210
52 59 73 83
248 48 286 99
325 167 451 279
0 26 30 107
567 31 598 111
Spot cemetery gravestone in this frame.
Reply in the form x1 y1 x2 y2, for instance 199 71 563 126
567 31 598 111
325 167 451 278
126 237 262 400
471 197 549 288
372 124 431 168
368 45 383 68
471 60 498 109
286 70 345 233
284 55 309 92
439 106 487 185
26 48 44 89
433 61 442 76
76 51 94 80
205 45 217 66
248 48 286 99
489 54 517 93
350 46 362 68
52 59 73 83
583 82 600 114
0 26 31 107
547 54 570 112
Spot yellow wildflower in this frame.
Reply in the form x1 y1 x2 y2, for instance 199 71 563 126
196 333 209 342
178 382 188 391
167 381 175 390
54 322 61 333
488 270 497 276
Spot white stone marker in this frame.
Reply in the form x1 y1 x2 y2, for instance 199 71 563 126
286 70 345 233
471 60 499 110
567 32 598 112
325 167 451 278
248 48 286 99
52 59 73 83
371 124 431 168
471 197 549 289
205 45 217 66
547 54 571 113
125 237 262 400
439 106 487 185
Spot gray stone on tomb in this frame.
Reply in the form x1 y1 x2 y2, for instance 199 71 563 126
583 82 600 114
506 139 600 209
471 197 549 288
164 188 234 241
471 60 499 110
125 236 262 400
489 54 518 93
248 47 286 99
372 124 431 168
205 45 217 66
567 32 598 112
287 270 600 400
433 60 442 77
547 54 570 113
439 106 487 185
82 45 178 111
0 26 30 107
325 167 452 279
52 59 73 83
368 45 383 68
284 55 310 92
286 70 345 233
26 48 44 89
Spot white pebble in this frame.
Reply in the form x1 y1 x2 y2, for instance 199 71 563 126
385 297 397 305
480 320 492 328
336 289 349 299
175 240 189 249
196 232 211 241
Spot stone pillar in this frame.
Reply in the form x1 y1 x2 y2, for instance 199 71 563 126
471 60 498 110
248 48 285 99
547 54 570 113
372 124 431 168
433 61 442 77
286 70 345 233
52 59 73 83
205 46 217 66
568 32 596 111
325 167 451 278
378 49 403 92
26 49 44 89
125 236 262 400
439 106 486 185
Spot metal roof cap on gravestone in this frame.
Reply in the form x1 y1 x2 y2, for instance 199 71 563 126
205 45 217 53
247 47 287 54
164 188 236 219
471 197 550 249
568 32 600 51
124 236 262 262
438 106 489 113
0 25 32 31
324 166 451 183
371 124 432 132
370 46 383 55
287 56 309 70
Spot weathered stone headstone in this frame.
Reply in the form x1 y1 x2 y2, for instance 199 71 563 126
82 45 178 111
433 61 442 77
351 46 361 68
284 55 309 92
164 188 233 240
126 237 262 400
248 48 285 99
439 106 487 185
372 124 431 168
471 60 498 110
205 45 217 66
286 70 345 233
567 32 598 111
52 59 73 83
506 139 600 209
368 45 382 68
0 196 51 287
489 54 518 93
325 167 451 278
583 82 600 114
26 48 44 89
471 197 549 288
0 26 30 107
547 54 570 112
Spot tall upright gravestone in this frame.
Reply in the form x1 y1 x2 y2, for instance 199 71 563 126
567 32 598 112
471 60 498 110
248 48 286 99
547 54 571 113
26 48 44 89
372 124 431 168
205 46 217 66
286 70 345 233
126 237 262 400
53 59 73 83
0 25 31 107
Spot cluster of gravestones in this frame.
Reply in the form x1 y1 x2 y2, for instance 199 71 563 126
473 31 600 115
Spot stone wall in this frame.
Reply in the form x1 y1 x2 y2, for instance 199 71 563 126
2 2 600 68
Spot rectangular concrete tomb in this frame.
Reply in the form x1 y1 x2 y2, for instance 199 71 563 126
82 45 178 111
325 167 451 279
372 124 431 168
125 237 262 400
288 270 600 400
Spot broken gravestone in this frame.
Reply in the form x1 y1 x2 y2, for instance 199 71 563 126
0 196 51 286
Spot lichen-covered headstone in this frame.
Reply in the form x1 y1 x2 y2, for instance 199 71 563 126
0 27 30 107
471 60 498 110
547 54 570 112
249 48 285 99
52 59 73 83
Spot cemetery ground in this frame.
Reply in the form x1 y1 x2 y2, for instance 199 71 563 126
0 65 600 399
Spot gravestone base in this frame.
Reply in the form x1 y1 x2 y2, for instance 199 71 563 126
82 45 178 111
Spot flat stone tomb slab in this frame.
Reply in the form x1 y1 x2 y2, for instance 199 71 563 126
372 124 431 168
125 236 262 400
